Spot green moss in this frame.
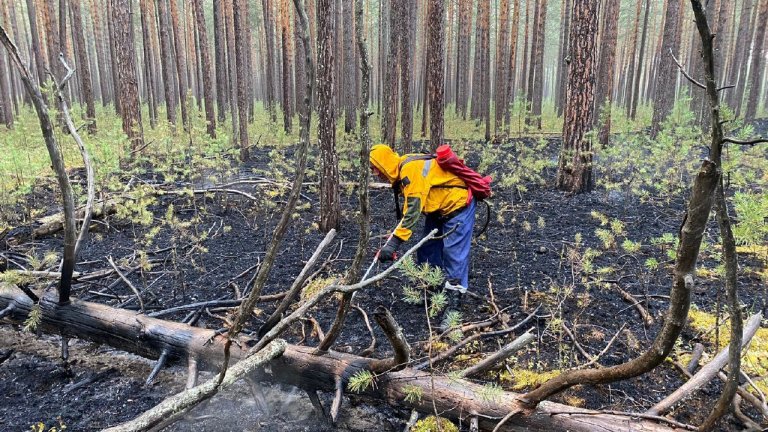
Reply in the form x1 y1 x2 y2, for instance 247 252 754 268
499 368 562 391
411 416 458 432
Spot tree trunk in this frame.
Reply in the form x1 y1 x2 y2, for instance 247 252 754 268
156 0 178 127
280 1 293 134
726 0 752 111
744 0 768 121
138 0 158 130
427 0 445 149
650 0 682 137
70 0 97 133
318 0 340 232
455 0 471 118
398 0 412 152
111 0 143 153
168 0 189 128
234 0 250 159
595 0 619 147
0 288 680 432
293 3 306 123
342 0 356 133
555 0 598 194
224 0 239 147
382 0 399 147
25 0 47 89
193 0 216 138
505 0 521 132
530 0 547 130
262 0 277 121
213 0 228 123
555 0 571 117
625 0 643 118
494 0 510 135
630 0 651 119
0 13 13 128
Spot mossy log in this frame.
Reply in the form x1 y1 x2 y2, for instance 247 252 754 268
0 286 682 432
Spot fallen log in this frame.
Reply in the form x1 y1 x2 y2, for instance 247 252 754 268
0 286 683 431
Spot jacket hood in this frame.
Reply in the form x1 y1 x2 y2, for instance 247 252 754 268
369 144 401 183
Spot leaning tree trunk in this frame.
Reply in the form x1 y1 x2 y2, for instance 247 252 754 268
555 0 598 194
0 287 679 432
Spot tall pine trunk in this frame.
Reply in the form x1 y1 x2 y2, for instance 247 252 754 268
234 0 250 159
169 0 190 128
555 0 571 117
317 0 340 232
342 0 357 133
494 0 510 135
630 0 651 119
556 0 598 194
744 0 768 121
650 0 682 137
70 0 97 133
595 0 619 147
111 0 144 153
427 0 445 149
156 0 177 127
138 0 158 129
213 0 228 123
193 0 216 137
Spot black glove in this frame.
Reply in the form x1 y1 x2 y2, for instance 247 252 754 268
378 236 403 263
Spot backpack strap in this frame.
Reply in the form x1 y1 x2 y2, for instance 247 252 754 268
398 154 435 172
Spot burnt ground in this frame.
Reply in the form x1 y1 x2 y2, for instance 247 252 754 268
1 133 767 431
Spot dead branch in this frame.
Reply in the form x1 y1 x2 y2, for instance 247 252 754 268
686 343 705 373
108 256 144 313
369 306 410 373
645 312 762 416
102 340 286 432
732 393 764 431
579 323 626 369
258 228 336 337
145 348 170 386
549 410 696 430
669 49 706 90
459 329 536 378
616 286 654 326
354 304 377 357
721 137 768 146
562 323 595 363
416 305 540 370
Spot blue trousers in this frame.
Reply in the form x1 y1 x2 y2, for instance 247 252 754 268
416 199 476 290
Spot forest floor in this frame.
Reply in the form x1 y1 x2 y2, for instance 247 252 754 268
1 129 767 431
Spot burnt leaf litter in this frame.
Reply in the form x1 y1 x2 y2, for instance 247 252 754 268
1 129 767 431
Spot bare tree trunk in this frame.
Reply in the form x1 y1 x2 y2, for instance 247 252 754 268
111 0 144 154
744 0 768 122
427 0 445 149
213 0 228 123
494 0 510 135
280 0 294 134
70 0 96 133
631 0 651 119
318 0 340 232
293 3 306 123
625 0 643 118
193 0 216 138
234 0 250 159
505 0 521 132
169 0 189 128
342 0 356 133
595 0 619 147
0 12 13 128
157 0 178 126
25 0 47 89
555 0 572 117
726 0 753 110
382 0 399 147
138 0 157 130
555 0 598 194
398 0 412 152
262 0 277 121
651 0 682 137
455 0 471 118
530 0 547 129
224 0 239 146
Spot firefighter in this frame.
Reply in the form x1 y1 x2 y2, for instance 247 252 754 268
369 144 476 318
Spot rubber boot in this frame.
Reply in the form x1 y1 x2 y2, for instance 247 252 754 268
440 287 463 331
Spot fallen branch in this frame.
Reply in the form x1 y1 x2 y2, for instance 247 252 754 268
616 286 654 326
645 312 762 416
107 256 144 313
578 323 626 369
459 330 536 378
102 340 286 432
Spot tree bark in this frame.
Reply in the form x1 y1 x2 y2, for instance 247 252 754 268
234 0 250 159
650 0 682 137
556 0 598 194
529 0 547 130
111 0 144 153
398 1 412 152
280 0 294 134
25 0 47 89
382 0 399 147
555 0 572 118
427 0 445 149
213 0 228 123
0 288 681 432
318 0 340 232
726 0 753 111
168 0 189 128
156 0 178 127
744 0 768 121
595 0 619 147
138 0 157 130
262 0 277 121
193 0 216 138
455 0 471 118
342 0 357 133
505 0 521 133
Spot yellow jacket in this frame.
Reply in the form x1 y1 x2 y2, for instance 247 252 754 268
370 144 469 241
